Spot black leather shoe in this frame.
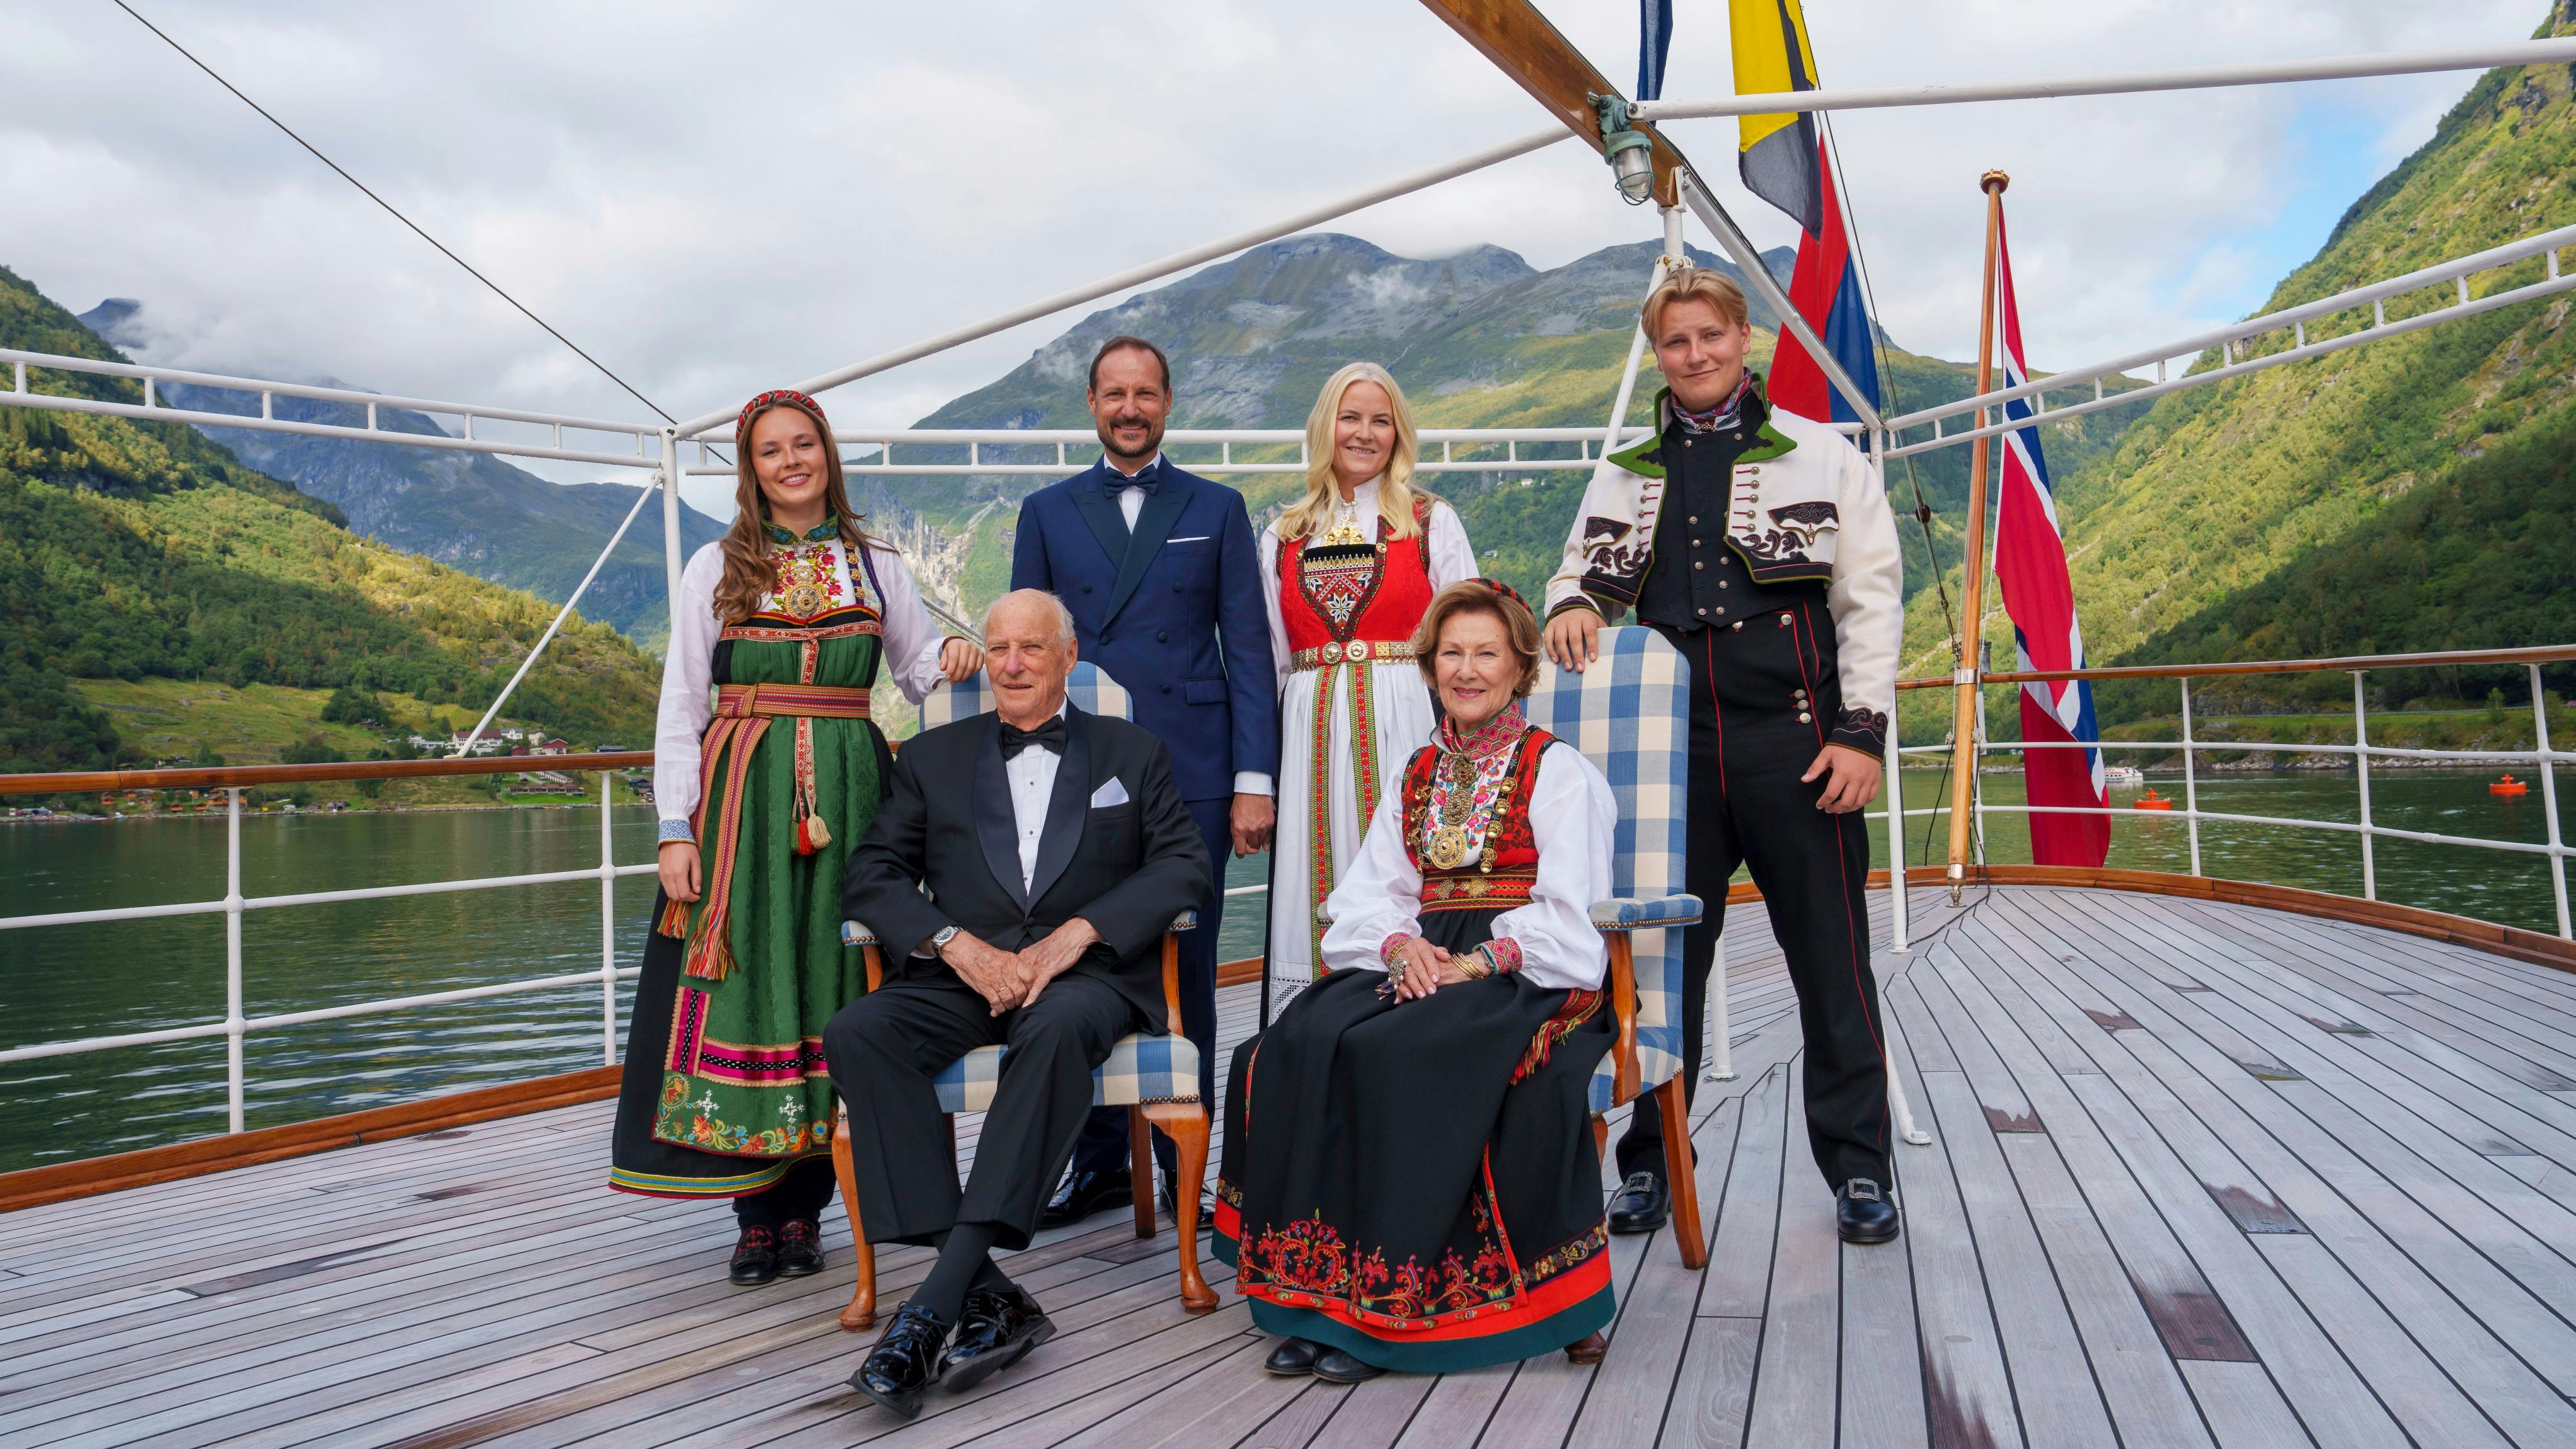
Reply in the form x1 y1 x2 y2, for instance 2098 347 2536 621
938 1284 1056 1393
1838 1178 1901 1245
1263 1337 1323 1377
1606 1171 1670 1234
1313 1348 1383 1384
1159 1173 1213 1220
728 1225 779 1285
1039 1168 1132 1230
776 1219 825 1277
851 1303 951 1419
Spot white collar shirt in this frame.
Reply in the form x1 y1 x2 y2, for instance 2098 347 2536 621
1004 702 1070 893
1102 450 1164 530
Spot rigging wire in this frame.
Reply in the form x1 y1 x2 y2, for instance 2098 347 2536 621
112 0 676 425
1820 112 1962 658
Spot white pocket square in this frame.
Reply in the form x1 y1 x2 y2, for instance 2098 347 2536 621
1090 777 1131 808
1166 534 1210 544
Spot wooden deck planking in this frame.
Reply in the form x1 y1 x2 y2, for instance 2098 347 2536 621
10 886 2576 1446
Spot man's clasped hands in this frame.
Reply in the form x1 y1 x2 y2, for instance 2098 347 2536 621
935 919 1107 1016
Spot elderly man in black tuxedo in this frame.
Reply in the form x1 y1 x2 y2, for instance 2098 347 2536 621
825 588 1210 1418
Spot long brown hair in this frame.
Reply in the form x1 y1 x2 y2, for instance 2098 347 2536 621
713 392 871 624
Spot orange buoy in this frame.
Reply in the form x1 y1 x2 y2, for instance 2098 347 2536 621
2491 774 2528 797
2134 789 2174 811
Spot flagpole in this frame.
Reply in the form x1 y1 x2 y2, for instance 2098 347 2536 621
1946 170 2009 902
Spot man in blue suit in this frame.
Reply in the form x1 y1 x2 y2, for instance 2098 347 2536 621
1012 335 1277 1225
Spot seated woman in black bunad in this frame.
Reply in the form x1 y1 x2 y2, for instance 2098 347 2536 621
1214 578 1620 1383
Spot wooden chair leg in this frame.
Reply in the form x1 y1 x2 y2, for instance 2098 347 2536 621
831 1104 876 1331
1590 1113 1608 1164
1127 1106 1156 1239
1142 1101 1219 1314
1653 1077 1708 1270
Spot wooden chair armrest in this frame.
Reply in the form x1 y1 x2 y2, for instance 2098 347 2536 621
1160 932 1184 1036
842 921 887 993
1606 933 1640 1107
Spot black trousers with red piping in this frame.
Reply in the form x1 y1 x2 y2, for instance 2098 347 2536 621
1613 604 1892 1192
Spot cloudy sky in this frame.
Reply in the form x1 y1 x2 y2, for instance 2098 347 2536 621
1 0 2551 486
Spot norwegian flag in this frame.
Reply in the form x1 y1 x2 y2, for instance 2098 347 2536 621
1989 210 2110 868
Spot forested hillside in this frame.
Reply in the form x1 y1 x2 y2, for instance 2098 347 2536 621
0 265 661 774
1902 3 2576 730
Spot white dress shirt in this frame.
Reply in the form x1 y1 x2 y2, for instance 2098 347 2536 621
1103 450 1161 531
1004 703 1069 893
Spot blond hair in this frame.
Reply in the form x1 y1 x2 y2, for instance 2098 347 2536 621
1277 362 1429 543
1412 581 1544 699
1642 264 1750 341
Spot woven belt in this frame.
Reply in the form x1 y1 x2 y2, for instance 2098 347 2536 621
1291 639 1418 671
713 682 871 719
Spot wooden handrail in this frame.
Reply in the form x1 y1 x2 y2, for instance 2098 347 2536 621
0 750 645 798
1894 641 2576 692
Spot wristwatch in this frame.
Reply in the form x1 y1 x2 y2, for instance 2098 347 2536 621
930 925 962 958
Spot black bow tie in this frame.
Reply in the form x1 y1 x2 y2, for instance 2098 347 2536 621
999 717 1067 760
1103 462 1159 495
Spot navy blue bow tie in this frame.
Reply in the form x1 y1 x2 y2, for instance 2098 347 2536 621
1103 462 1159 495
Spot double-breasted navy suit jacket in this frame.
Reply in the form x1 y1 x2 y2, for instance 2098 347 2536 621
1010 459 1279 804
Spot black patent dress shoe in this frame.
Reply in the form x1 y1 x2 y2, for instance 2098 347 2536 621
1039 1168 1132 1230
1837 1178 1901 1245
1263 1337 1323 1377
775 1219 825 1277
940 1284 1057 1392
728 1225 780 1285
1313 1348 1384 1384
851 1302 952 1419
1605 1171 1670 1234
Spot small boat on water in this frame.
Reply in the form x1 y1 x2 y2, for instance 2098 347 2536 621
2493 773 2530 796
2103 765 2147 788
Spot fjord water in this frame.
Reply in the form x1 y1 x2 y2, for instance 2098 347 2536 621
1 769 2565 1172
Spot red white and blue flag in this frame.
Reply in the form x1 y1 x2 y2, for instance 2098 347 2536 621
1766 135 1883 427
1989 211 2110 867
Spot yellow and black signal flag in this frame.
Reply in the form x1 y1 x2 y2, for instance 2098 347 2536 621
1730 0 1826 235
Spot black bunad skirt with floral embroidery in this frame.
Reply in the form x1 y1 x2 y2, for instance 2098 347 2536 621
1213 905 1614 1373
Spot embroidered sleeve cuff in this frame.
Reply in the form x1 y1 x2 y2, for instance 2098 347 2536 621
1481 938 1523 976
1545 595 1604 622
1829 706 1889 760
657 818 696 843
1379 933 1413 970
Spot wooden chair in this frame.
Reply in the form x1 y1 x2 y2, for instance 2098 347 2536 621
825 663 1217 1330
1526 627 1710 1271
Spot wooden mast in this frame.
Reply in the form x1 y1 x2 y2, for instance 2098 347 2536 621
1946 169 2010 899
1414 0 1685 205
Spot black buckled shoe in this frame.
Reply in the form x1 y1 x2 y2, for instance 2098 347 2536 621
728 1225 780 1285
938 1284 1057 1393
1837 1178 1901 1245
1263 1337 1323 1377
1313 1348 1383 1384
1039 1168 1132 1230
851 1302 952 1419
776 1219 825 1277
1606 1171 1670 1234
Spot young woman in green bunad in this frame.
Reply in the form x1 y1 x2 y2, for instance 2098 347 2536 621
611 389 981 1285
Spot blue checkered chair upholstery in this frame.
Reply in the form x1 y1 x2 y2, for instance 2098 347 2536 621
1526 625 1708 1265
838 913 1200 1111
829 659 1219 1329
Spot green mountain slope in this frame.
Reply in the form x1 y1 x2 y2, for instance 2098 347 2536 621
885 234 2134 614
0 265 662 774
1903 1 2575 726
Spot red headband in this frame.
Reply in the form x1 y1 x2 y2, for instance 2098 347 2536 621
735 389 829 444
1471 576 1531 615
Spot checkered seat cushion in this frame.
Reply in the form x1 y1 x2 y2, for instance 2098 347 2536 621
1526 627 1698 1114
852 662 1195 1112
841 915 1200 1111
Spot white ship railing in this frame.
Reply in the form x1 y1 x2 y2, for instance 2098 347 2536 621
1887 649 2575 940
678 425 1657 479
0 759 653 1133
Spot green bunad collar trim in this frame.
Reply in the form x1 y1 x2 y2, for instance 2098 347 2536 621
762 515 840 546
1605 376 1801 478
